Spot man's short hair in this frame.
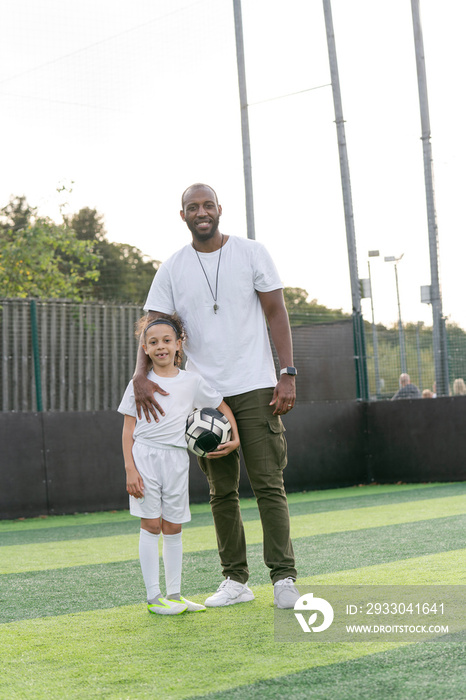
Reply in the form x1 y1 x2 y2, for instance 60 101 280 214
181 183 218 209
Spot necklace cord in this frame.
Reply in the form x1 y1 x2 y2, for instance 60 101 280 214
194 234 224 310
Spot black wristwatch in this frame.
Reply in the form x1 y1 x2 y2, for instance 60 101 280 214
280 367 297 376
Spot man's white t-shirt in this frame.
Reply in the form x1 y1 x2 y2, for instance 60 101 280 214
144 236 282 397
118 369 222 448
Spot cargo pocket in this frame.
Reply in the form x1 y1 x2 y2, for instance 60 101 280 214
197 455 209 476
266 416 288 470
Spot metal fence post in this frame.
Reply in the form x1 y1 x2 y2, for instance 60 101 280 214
30 299 43 412
323 0 368 400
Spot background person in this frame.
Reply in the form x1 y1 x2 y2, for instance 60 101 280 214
391 373 421 400
133 183 299 610
452 378 466 396
119 314 239 615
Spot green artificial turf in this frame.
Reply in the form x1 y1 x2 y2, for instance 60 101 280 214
2 515 465 624
194 637 466 700
0 482 449 535
1 483 462 547
3 492 465 575
1 482 465 700
0 590 406 700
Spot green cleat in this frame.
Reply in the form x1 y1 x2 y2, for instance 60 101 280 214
147 597 188 615
178 596 207 612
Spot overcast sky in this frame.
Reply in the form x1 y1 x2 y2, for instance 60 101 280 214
1 0 465 328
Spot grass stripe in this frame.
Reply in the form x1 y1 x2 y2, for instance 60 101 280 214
2 494 465 575
194 637 466 700
2 483 463 548
0 588 409 700
301 549 466 586
2 485 464 700
0 483 449 534
2 517 464 624
2 547 463 700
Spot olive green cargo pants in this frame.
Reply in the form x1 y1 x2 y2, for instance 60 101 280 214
197 387 297 584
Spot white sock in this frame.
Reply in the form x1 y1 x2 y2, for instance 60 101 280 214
139 528 161 602
163 532 183 598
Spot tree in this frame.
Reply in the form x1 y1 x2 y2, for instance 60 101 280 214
88 240 160 304
0 195 35 234
284 287 350 323
0 200 99 299
65 207 106 242
67 207 160 303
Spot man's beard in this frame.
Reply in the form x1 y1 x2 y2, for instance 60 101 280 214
187 216 220 243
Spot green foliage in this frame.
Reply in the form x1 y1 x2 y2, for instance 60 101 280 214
0 195 34 232
67 206 160 304
0 198 160 304
87 239 159 304
0 198 99 300
65 206 106 242
284 287 351 324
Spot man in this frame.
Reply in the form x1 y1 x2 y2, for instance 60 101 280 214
392 373 421 400
133 183 299 609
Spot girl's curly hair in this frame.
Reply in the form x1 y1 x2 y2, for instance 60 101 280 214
135 314 186 368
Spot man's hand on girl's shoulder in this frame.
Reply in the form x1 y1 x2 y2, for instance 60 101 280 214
133 372 168 423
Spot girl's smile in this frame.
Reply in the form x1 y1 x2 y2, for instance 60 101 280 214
143 324 182 377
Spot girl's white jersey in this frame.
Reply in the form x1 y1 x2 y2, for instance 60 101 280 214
118 369 222 449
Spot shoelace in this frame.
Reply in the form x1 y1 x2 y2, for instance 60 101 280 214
218 577 233 590
218 577 243 592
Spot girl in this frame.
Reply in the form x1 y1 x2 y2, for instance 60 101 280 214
118 315 239 615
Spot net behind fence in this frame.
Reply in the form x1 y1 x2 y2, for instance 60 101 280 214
1 299 142 412
2 299 466 411
365 322 466 399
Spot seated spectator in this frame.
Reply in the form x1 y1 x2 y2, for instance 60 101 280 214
422 389 434 399
392 373 421 400
452 378 466 396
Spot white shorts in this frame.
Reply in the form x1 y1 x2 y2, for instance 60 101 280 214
129 442 191 524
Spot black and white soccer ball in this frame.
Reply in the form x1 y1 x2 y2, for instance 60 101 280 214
185 407 232 457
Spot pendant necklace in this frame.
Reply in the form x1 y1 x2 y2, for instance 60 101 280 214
193 234 224 314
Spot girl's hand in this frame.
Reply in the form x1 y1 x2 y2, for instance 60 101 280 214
206 438 240 459
208 400 240 459
126 467 145 499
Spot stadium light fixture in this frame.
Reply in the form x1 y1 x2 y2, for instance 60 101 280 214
421 285 432 304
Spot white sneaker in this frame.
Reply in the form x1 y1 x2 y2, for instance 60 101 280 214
179 596 207 612
147 597 187 615
273 577 300 609
205 577 255 607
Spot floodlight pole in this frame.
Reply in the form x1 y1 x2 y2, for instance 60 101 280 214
393 260 407 374
367 256 381 397
233 0 255 240
411 0 448 395
323 0 368 400
384 255 407 375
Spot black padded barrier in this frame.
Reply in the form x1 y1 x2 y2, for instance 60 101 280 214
366 396 466 483
1 399 465 519
0 412 48 519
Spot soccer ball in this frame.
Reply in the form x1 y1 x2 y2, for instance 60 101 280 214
185 407 232 457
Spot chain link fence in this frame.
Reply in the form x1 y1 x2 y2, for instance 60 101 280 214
365 321 466 399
